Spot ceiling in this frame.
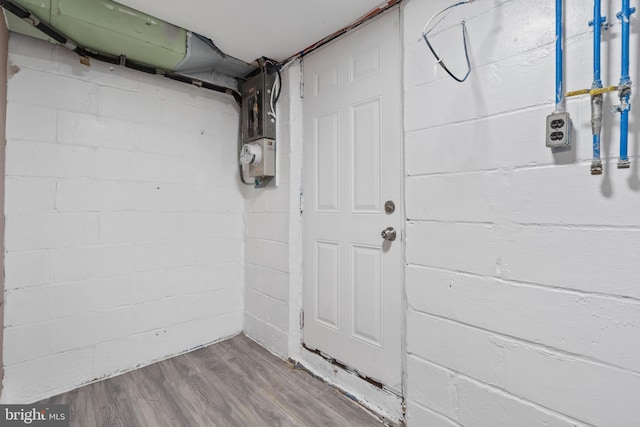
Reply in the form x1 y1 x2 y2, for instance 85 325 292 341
116 0 390 64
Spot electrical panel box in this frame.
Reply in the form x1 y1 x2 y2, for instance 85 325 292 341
240 68 278 187
241 138 276 178
241 71 277 143
546 111 571 148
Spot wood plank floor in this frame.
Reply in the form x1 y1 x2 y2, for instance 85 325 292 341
40 335 385 427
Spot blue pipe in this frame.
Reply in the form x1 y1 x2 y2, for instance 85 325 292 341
556 0 564 111
590 0 605 174
593 134 601 164
620 0 633 84
617 0 635 168
592 0 603 87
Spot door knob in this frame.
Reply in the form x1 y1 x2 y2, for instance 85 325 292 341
381 227 396 241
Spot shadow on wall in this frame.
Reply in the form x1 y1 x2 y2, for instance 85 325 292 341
631 33 640 191
628 115 640 190
597 82 640 197
551 142 578 166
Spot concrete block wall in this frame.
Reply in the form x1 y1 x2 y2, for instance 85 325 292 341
0 12 8 398
243 66 293 358
403 1 640 426
2 34 244 403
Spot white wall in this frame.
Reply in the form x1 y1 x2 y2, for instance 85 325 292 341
403 1 640 426
6 1 639 423
2 34 245 403
0 11 8 397
243 66 294 358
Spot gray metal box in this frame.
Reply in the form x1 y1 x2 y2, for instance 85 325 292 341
241 71 277 143
546 111 571 148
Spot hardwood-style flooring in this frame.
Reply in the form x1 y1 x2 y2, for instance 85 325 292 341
41 334 385 427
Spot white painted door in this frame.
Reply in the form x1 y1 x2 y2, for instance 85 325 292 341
303 10 402 391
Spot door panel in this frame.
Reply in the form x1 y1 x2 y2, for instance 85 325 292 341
351 98 382 213
315 241 340 329
315 113 340 212
351 244 382 346
303 9 402 390
350 43 381 84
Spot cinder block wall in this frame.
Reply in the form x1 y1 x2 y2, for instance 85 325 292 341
243 66 293 357
403 1 640 425
0 11 8 398
2 34 245 403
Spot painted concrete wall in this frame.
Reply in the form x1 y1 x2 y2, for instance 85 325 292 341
243 66 293 358
0 11 9 397
2 34 245 403
403 1 640 426
4 2 638 424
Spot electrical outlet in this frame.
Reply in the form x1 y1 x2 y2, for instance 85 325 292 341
546 112 571 148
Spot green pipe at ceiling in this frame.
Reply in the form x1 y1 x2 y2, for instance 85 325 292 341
6 0 187 70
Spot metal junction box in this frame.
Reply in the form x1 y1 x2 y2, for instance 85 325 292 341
241 71 277 143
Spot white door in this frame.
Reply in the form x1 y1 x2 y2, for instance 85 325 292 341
303 9 402 391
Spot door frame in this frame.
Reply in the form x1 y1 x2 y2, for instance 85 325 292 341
284 6 407 422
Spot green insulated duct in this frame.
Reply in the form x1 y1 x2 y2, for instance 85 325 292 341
1 0 256 97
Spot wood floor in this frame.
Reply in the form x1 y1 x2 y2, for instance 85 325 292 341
40 335 385 427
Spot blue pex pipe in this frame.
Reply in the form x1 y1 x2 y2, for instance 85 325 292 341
556 0 564 111
591 0 605 167
621 106 630 163
618 0 635 167
620 0 633 83
593 0 603 87
593 134 601 161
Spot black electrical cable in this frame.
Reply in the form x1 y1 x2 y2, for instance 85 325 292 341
422 21 471 83
80 49 120 65
202 81 242 105
0 0 65 45
124 58 159 75
0 0 28 19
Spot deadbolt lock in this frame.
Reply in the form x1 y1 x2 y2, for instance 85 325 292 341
385 200 396 214
381 227 397 241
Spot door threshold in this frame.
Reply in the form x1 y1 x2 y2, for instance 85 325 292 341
294 345 405 425
302 343 401 396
